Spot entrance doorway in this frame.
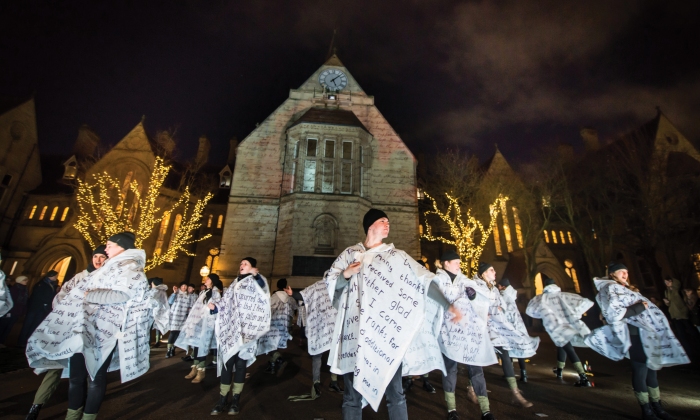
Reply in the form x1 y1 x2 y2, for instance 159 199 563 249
50 256 77 285
534 273 543 295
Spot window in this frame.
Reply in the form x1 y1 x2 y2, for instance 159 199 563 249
567 231 574 244
565 260 580 293
324 140 335 158
49 206 59 221
500 201 513 252
307 139 318 157
543 230 549 243
10 261 18 275
39 206 48 220
551 230 558 244
217 215 223 229
28 205 37 219
166 214 182 262
542 196 551 207
63 162 77 180
303 160 316 192
153 212 171 256
207 214 213 228
342 141 352 159
341 141 353 194
322 161 334 193
534 273 543 295
560 231 566 244
493 220 503 256
418 224 423 235
512 207 524 248
60 207 69 222
220 171 231 188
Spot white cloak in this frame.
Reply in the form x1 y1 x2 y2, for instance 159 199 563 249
0 270 12 317
215 274 271 375
257 290 298 355
325 243 441 411
435 270 497 366
26 249 151 383
168 290 192 331
584 279 689 370
525 284 593 347
472 278 539 358
300 279 338 356
145 284 170 335
401 286 446 376
53 270 88 309
176 287 221 356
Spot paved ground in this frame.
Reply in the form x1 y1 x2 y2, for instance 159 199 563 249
1 332 698 420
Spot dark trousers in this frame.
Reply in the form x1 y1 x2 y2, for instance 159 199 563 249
629 334 658 393
0 315 19 344
556 342 581 364
68 350 115 414
442 354 487 396
342 365 406 420
221 353 247 385
494 346 515 378
167 330 180 344
17 309 48 345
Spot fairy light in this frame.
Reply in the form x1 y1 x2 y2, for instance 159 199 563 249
421 192 508 277
73 157 213 271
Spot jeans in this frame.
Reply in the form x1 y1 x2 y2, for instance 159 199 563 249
68 350 115 414
221 353 248 385
442 354 487 396
342 364 407 420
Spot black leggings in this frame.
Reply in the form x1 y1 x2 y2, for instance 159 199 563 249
194 347 217 362
629 334 658 392
221 353 247 385
168 330 180 344
495 347 516 378
556 342 581 364
68 350 114 414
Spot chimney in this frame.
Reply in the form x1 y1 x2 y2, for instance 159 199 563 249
195 135 211 168
227 137 238 165
580 128 600 153
73 124 100 158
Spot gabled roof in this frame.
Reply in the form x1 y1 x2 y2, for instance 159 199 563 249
289 108 371 134
0 96 32 116
324 54 345 67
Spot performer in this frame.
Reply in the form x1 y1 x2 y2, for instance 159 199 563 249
209 257 271 416
324 209 462 419
525 276 593 386
259 278 297 374
177 273 223 383
0 261 11 318
145 277 170 348
24 245 108 420
166 281 192 358
585 263 689 420
496 278 528 382
475 262 539 408
26 232 151 420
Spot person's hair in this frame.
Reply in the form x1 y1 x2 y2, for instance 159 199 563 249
204 277 224 304
178 281 188 288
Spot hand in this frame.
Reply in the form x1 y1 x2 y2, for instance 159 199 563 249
343 262 361 279
173 285 177 293
447 305 463 323
207 303 216 310
284 285 293 296
663 298 670 306
251 267 259 276
642 301 649 309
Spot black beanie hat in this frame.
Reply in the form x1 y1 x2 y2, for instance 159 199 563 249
93 245 107 256
440 249 460 262
499 278 511 287
242 257 257 268
277 278 288 290
477 262 493 277
607 262 627 275
45 270 59 278
149 277 163 286
543 276 556 286
108 231 136 250
363 208 388 234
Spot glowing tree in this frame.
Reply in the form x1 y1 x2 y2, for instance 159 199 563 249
74 157 213 271
422 192 508 276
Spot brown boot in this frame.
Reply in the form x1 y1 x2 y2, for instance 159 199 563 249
466 386 478 404
191 368 205 383
511 388 533 408
185 365 198 379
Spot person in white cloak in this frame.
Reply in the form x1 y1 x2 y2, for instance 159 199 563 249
585 262 689 420
145 277 170 348
0 262 11 318
324 208 463 419
259 277 297 374
434 250 497 420
475 262 539 408
166 281 192 358
25 245 107 420
26 232 150 420
209 257 271 416
525 276 593 387
495 278 529 383
178 273 223 383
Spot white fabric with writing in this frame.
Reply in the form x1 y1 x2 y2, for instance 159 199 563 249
325 243 438 411
53 270 88 309
0 270 11 317
584 279 689 370
216 274 270 375
145 284 170 335
257 290 298 355
402 285 446 376
300 279 338 356
168 291 191 331
525 284 593 347
176 287 221 357
26 249 151 383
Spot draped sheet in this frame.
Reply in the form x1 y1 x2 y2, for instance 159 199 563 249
26 249 151 383
176 287 221 357
435 270 497 366
525 284 593 347
257 290 297 355
216 274 270 376
53 270 88 309
168 291 192 331
0 270 12 317
145 284 170 335
300 279 338 356
325 243 439 411
585 279 689 370
402 288 446 376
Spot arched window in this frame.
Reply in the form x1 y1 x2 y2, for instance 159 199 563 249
534 273 543 295
564 259 580 293
551 230 558 244
39 206 48 220
154 212 171 256
512 207 524 248
567 231 574 244
559 231 566 244
28 205 37 219
166 214 182 262
543 230 549 243
500 200 513 252
217 215 223 229
207 214 213 228
49 206 59 221
493 219 503 256
60 207 70 222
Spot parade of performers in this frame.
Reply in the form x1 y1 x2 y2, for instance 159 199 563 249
0 209 691 420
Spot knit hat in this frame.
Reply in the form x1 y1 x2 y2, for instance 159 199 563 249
93 245 107 256
363 208 388 234
242 257 257 268
149 277 164 286
108 231 136 250
543 276 556 286
499 278 511 287
440 249 460 262
477 262 493 277
45 270 58 278
607 262 627 275
209 275 223 292
277 278 288 290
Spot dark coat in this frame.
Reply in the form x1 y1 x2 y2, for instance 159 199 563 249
9 283 28 317
27 278 57 314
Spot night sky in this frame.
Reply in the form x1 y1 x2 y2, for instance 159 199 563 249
2 0 699 168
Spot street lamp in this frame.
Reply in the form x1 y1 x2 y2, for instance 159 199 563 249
199 265 210 278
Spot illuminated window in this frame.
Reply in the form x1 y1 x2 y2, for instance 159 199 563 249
560 231 566 243
60 207 69 221
39 206 48 220
567 231 574 244
217 215 223 229
166 214 182 262
49 206 59 221
154 212 171 256
10 261 18 275
564 259 580 293
551 230 558 244
512 207 523 248
207 214 213 228
493 219 503 256
28 205 37 219
500 200 513 252
534 273 543 295
418 224 423 235
543 230 549 243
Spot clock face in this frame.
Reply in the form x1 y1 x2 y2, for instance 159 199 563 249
318 69 348 91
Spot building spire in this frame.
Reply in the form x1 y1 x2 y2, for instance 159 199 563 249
326 28 337 61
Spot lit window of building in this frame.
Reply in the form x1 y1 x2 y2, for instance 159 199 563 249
207 214 213 228
49 206 59 221
10 261 18 275
512 206 524 248
565 259 580 293
60 207 69 221
560 231 566 243
543 230 549 243
500 200 513 252
166 214 182 262
493 219 503 256
153 212 171 256
39 206 48 220
28 205 37 219
418 224 423 235
568 231 574 244
551 230 558 244
534 273 543 295
217 215 223 229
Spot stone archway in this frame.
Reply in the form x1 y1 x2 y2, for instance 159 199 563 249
26 243 87 288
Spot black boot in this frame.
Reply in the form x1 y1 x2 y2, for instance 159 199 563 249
153 342 161 348
552 367 562 378
481 412 496 420
650 401 675 420
166 348 174 358
228 394 240 415
329 381 342 393
25 404 42 420
422 379 436 393
447 410 460 420
210 394 229 415
641 403 661 420
402 377 413 393
519 370 528 383
264 361 275 374
182 355 193 362
574 373 591 387
313 382 322 397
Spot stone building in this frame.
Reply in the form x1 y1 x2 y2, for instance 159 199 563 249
217 55 420 286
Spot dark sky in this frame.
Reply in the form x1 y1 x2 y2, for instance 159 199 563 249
2 0 699 167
